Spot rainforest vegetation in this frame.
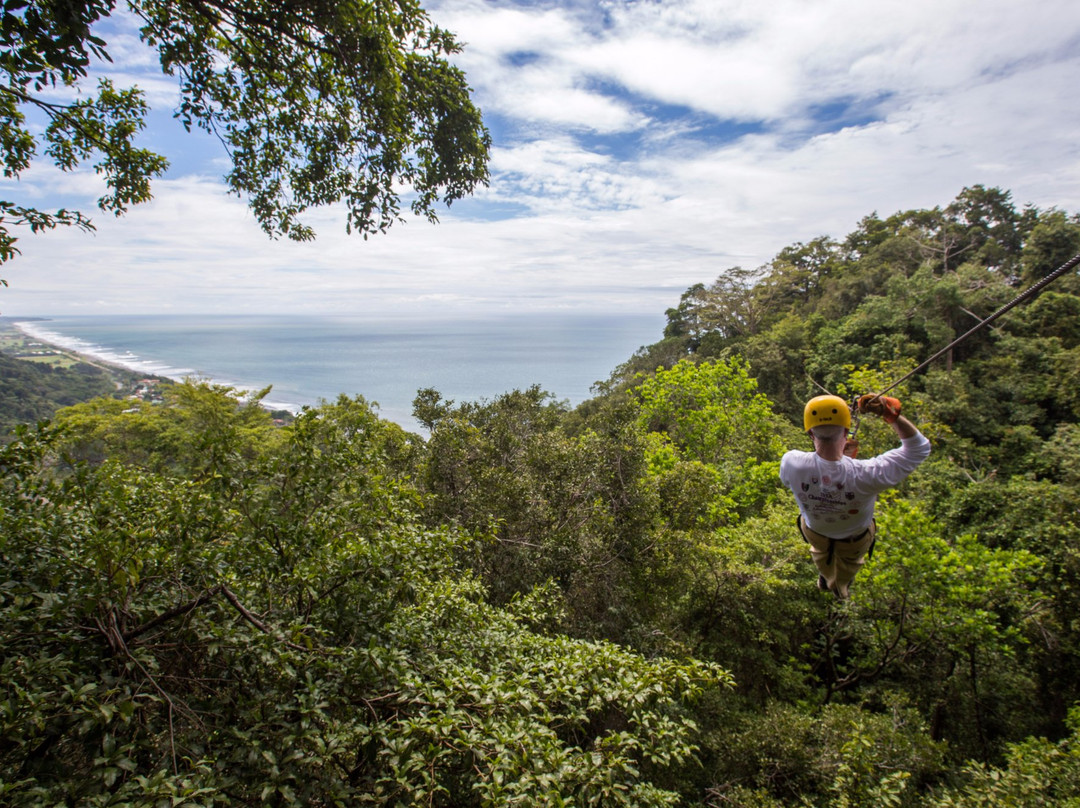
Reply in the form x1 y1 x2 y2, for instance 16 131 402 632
3 186 1080 806
0 326 159 435
0 349 121 433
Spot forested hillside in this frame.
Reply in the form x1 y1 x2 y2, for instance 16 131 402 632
3 186 1080 806
0 347 146 436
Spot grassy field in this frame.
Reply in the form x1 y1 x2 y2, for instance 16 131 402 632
0 319 152 385
0 320 169 434
0 323 82 368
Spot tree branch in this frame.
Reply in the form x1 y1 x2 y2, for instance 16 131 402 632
123 584 224 642
120 582 311 653
221 584 309 651
0 84 116 159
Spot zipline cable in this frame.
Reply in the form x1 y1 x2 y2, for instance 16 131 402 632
872 252 1080 399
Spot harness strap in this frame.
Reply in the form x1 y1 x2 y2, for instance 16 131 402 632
796 516 876 565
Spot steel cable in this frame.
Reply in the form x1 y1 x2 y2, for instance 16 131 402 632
873 252 1080 398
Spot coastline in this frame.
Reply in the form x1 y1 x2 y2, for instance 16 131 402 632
8 318 196 380
4 318 159 379
3 318 301 414
1 312 668 429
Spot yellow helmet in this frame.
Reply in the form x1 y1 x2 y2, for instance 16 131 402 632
803 395 851 432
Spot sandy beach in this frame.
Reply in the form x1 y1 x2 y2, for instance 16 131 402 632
0 318 303 416
3 317 225 390
1 318 153 378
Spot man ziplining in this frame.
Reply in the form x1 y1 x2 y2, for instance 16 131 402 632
774 254 1080 600
779 394 931 599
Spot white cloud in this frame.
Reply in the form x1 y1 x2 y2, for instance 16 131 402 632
3 0 1080 317
443 0 1080 127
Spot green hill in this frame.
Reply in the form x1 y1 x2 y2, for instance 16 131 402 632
0 321 156 435
3 187 1080 806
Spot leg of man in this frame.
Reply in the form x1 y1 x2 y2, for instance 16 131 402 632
798 516 839 591
830 525 876 599
798 517 876 599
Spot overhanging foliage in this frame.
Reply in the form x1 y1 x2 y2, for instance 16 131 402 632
0 0 490 264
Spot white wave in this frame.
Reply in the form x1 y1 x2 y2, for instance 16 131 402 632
14 321 194 380
11 320 306 415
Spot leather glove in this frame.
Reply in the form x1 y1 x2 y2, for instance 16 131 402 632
857 394 901 424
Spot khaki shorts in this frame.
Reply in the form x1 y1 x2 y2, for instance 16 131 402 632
797 516 877 599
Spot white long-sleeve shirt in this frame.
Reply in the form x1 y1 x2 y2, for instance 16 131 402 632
779 433 931 539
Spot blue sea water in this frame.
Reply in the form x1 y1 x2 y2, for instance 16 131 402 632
16 314 665 432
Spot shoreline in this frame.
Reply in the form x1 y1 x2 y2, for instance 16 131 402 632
5 318 157 379
0 312 667 431
4 319 303 414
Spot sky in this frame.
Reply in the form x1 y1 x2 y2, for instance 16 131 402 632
2 0 1080 317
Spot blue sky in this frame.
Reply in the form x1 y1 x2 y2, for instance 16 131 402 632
3 0 1080 317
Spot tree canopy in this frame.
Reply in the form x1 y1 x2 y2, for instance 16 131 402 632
0 0 491 263
4 185 1080 805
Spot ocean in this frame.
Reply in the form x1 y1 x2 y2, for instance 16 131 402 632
15 314 666 432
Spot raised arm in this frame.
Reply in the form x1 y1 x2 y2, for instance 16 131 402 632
891 414 919 440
